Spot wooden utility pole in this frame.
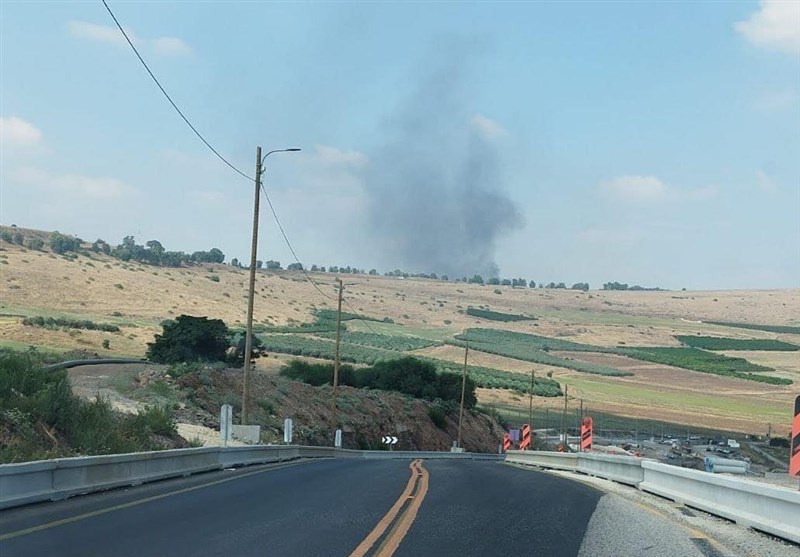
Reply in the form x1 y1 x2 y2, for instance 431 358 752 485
528 370 534 430
457 342 469 448
331 278 344 431
242 146 262 425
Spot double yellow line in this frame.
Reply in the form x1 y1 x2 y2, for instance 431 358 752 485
349 459 430 557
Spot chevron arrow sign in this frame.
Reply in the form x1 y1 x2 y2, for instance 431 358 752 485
382 436 398 445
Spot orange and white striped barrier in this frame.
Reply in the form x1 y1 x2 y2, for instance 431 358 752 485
791 395 800 476
502 432 512 453
519 424 531 451
580 416 593 452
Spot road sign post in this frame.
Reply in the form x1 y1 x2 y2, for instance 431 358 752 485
220 404 232 446
335 429 342 448
283 418 293 445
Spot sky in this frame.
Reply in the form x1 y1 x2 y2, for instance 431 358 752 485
1 1 799 290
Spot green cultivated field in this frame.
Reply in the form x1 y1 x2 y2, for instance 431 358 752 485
453 329 631 376
704 321 800 335
256 332 562 396
316 330 440 351
617 347 790 385
675 335 799 351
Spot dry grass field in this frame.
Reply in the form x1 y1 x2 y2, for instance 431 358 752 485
1 226 798 436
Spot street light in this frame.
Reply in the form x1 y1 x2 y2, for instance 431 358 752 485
242 145 301 425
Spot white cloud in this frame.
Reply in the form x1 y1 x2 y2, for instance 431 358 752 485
67 20 128 46
67 20 191 55
152 37 192 56
12 166 136 200
735 1 800 55
600 175 668 203
312 145 367 166
470 114 508 140
0 116 42 148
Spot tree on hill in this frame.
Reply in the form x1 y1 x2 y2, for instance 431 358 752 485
48 231 81 254
287 262 304 271
146 315 231 364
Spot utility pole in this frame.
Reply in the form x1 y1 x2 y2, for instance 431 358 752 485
241 146 262 425
241 146 300 425
457 342 469 448
528 370 534 430
331 278 344 432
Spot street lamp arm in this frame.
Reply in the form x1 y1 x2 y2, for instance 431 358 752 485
261 147 301 167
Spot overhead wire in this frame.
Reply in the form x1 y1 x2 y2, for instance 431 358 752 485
101 0 252 182
101 0 348 310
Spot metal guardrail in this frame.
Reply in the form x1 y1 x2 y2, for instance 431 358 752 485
505 450 800 544
0 446 497 510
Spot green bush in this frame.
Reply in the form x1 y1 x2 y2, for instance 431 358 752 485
22 316 120 333
465 308 535 322
428 404 447 429
48 231 81 254
279 357 478 407
147 315 231 364
27 237 44 250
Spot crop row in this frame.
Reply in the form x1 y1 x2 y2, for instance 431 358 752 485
675 335 799 351
257 334 562 396
703 321 800 335
455 328 792 384
452 330 630 377
315 331 440 351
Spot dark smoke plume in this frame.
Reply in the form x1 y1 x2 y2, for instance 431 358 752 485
361 58 522 279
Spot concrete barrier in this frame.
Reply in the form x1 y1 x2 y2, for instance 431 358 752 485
640 460 800 543
505 450 578 471
0 446 498 510
576 452 645 486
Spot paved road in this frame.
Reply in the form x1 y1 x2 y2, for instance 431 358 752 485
0 458 716 557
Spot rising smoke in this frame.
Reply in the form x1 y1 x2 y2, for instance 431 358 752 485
361 56 523 279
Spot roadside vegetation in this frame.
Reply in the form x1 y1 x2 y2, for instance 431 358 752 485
675 335 799 351
0 350 183 463
280 357 477 407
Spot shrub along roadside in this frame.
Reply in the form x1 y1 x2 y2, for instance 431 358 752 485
0 350 182 463
279 357 478 408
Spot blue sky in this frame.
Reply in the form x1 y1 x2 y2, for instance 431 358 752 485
1 1 798 289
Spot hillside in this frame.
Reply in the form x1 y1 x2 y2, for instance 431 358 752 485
1 225 799 436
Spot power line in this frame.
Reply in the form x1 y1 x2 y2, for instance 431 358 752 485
101 0 252 182
259 183 334 302
103 0 337 307
342 297 381 335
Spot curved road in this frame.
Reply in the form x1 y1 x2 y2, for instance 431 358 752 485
0 458 720 557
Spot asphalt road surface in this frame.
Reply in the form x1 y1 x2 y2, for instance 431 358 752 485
0 458 719 557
